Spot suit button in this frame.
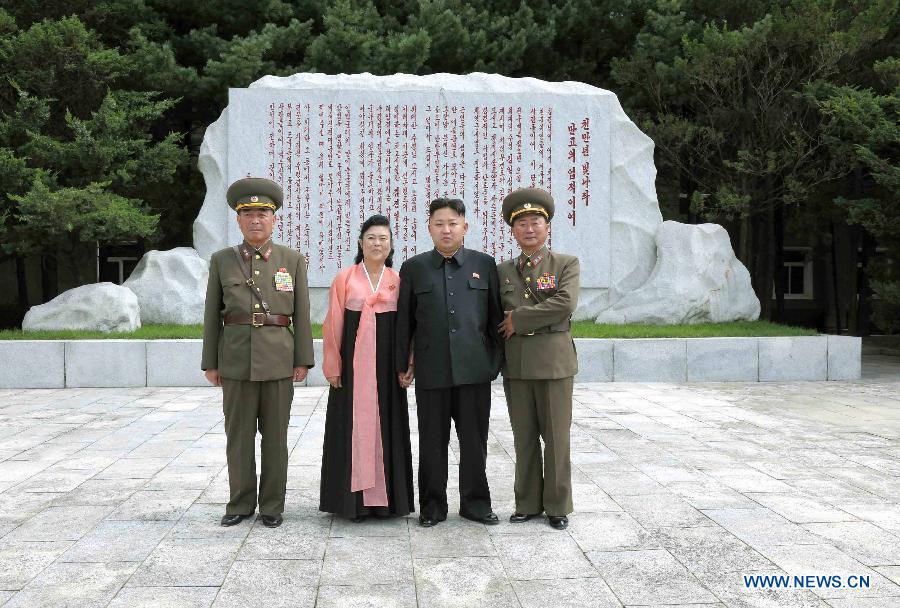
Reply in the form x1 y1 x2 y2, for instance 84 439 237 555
449 292 454 296
254 270 260 275
450 329 456 333
447 275 453 279
450 310 455 314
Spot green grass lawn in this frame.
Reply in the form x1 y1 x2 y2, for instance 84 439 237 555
0 320 815 340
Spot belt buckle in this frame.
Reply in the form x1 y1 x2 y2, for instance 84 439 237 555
251 312 266 327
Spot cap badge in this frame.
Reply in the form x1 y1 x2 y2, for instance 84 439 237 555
523 202 532 209
250 195 259 202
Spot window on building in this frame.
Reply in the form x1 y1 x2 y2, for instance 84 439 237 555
773 247 813 300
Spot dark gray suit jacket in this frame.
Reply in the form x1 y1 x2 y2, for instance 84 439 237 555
396 247 503 389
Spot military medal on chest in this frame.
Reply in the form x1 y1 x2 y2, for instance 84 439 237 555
274 267 294 292
536 272 556 290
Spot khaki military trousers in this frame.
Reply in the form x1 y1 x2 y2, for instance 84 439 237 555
503 377 574 516
221 377 293 516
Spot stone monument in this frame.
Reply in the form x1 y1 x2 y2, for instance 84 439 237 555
194 72 760 324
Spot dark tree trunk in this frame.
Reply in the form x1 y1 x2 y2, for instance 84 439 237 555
830 221 842 334
15 255 29 314
857 230 876 337
40 254 58 303
773 202 786 322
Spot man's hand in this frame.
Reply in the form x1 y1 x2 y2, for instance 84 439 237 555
398 365 415 389
499 311 516 339
293 366 309 382
326 375 342 388
204 369 221 387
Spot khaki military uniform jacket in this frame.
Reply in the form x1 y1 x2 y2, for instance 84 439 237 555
498 248 580 380
201 241 315 381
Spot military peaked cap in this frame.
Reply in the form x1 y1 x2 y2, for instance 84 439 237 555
502 187 555 226
226 177 283 212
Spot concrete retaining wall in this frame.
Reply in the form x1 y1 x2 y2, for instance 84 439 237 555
0 336 862 389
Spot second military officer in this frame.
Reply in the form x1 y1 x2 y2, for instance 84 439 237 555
201 177 315 528
497 187 580 530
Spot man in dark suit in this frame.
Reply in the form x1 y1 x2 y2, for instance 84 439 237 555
396 198 504 527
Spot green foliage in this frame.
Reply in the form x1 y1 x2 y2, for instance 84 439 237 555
0 13 184 289
6 178 158 260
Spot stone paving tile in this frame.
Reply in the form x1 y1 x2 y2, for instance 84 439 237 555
494 532 597 580
321 537 413 586
107 488 203 521
59 519 173 563
701 507 820 547
4 561 137 608
1 366 899 606
567 511 657 552
237 516 330 560
586 549 718 605
744 492 858 524
128 537 243 587
316 583 418 608
614 492 712 530
653 524 774 574
512 577 622 608
803 521 900 566
0 540 73 590
4 505 113 542
107 586 218 608
414 556 518 608
410 517 497 557
213 560 319 607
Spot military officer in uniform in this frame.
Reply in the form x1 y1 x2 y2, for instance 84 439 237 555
497 187 579 530
201 177 315 528
396 197 504 527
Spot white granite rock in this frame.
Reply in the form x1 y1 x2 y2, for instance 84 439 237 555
597 221 760 324
123 248 209 325
22 283 141 332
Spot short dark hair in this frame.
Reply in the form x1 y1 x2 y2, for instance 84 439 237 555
354 214 394 267
428 198 466 217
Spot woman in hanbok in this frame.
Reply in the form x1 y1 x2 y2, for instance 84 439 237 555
319 215 414 520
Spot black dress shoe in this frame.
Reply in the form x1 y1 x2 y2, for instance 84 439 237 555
548 516 569 530
220 513 251 527
260 514 283 528
460 510 500 525
418 515 443 528
509 512 538 523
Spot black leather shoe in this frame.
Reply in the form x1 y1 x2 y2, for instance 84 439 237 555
548 516 569 530
220 513 251 527
509 512 538 523
418 516 440 528
460 510 500 525
260 514 283 528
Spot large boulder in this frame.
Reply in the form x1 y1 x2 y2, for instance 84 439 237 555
23 283 141 332
596 221 760 324
123 247 209 325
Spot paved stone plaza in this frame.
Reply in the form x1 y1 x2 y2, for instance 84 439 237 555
0 357 898 608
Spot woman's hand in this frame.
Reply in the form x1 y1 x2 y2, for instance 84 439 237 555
397 365 415 389
327 376 342 388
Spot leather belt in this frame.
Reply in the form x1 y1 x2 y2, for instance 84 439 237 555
523 320 571 336
223 313 291 327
